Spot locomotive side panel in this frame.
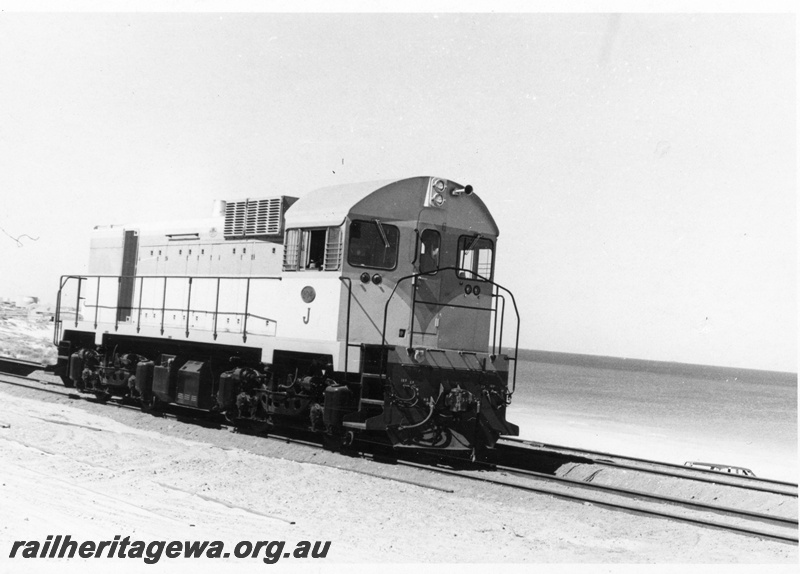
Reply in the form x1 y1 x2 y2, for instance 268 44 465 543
87 228 125 275
272 274 346 349
338 216 418 350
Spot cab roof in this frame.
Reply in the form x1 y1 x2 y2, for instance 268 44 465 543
283 178 398 229
284 176 499 236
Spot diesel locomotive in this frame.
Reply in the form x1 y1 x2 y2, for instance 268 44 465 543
52 176 520 455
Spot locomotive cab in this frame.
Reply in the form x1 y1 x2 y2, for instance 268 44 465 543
282 177 500 353
281 177 519 451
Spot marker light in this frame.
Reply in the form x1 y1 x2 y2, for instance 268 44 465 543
425 178 448 207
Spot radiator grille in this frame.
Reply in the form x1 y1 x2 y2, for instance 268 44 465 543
224 197 285 238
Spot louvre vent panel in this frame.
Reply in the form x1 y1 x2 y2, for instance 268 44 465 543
223 202 247 237
324 227 342 271
283 229 301 271
224 197 287 238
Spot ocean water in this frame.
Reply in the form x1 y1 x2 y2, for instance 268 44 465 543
505 353 798 481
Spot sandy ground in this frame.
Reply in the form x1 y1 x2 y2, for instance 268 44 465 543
0 378 796 572
0 318 56 364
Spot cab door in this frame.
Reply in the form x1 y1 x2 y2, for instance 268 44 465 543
411 210 444 347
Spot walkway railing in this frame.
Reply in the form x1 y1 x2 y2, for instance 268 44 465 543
54 274 281 347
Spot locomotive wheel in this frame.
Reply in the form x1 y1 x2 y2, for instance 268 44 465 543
93 391 111 403
223 408 238 424
322 430 355 452
60 375 75 388
322 433 341 452
251 421 271 436
140 392 153 413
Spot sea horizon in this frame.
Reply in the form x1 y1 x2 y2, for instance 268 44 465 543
511 348 797 384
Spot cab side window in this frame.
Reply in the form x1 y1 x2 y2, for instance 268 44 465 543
419 229 440 274
283 226 343 271
457 235 494 281
304 229 326 270
348 220 399 270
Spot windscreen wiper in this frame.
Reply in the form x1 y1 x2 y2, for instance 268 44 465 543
465 233 483 251
374 218 390 248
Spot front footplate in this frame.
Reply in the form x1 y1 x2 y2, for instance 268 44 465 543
381 347 518 451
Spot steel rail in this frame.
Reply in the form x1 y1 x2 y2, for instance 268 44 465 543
0 356 49 377
351 434 799 545
499 437 798 495
393 458 798 545
489 463 797 527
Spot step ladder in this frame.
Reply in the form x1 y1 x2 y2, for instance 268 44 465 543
342 344 390 430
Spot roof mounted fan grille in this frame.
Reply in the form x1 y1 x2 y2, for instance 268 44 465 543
224 197 285 238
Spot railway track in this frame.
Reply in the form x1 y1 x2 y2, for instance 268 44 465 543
499 436 798 497
0 356 49 378
0 368 797 545
417 459 798 544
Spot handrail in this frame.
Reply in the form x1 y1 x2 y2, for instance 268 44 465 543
55 274 282 344
338 277 353 376
53 283 63 347
136 276 144 333
94 276 100 328
81 303 271 317
495 293 506 356
491 293 505 355
74 276 83 328
242 278 250 343
57 273 283 280
185 277 193 338
213 277 221 340
53 275 87 346
160 277 167 335
380 266 521 395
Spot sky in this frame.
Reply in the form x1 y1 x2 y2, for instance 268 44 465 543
0 9 796 372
